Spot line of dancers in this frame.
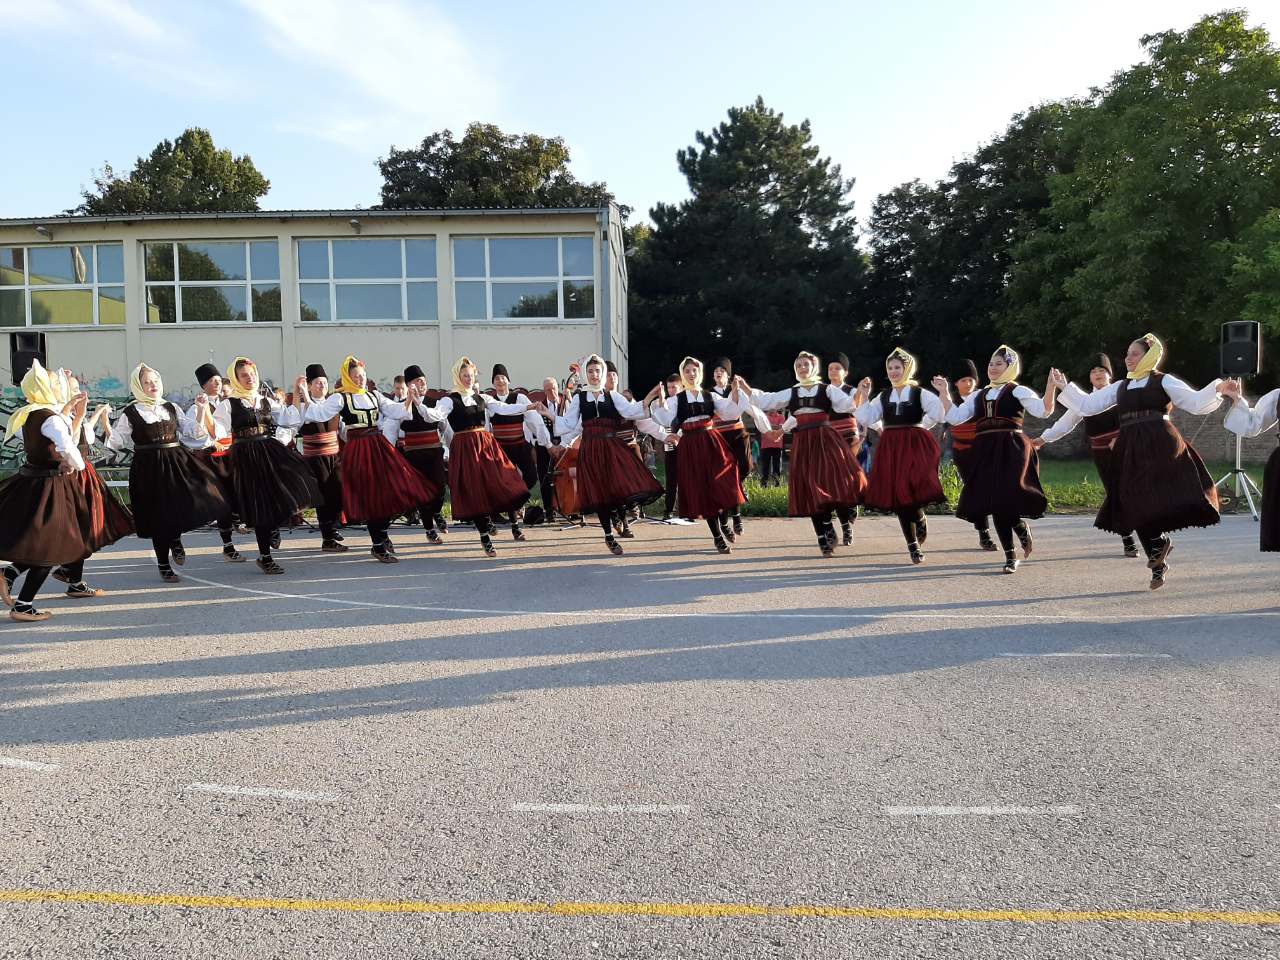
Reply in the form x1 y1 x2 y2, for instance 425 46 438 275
2 335 1275 622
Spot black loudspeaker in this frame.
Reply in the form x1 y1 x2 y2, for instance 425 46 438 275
9 332 46 385
1221 321 1262 377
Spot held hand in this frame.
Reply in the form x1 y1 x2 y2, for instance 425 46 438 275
1217 379 1239 398
294 375 307 396
194 393 208 408
1031 437 1046 450
857 376 873 393
74 391 89 414
931 375 948 393
667 434 680 448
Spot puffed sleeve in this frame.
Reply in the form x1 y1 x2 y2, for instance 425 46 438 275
415 397 450 422
1037 408 1082 444
826 384 856 414
274 403 302 428
751 388 794 411
212 398 233 437
1011 384 1050 419
1161 375 1223 415
41 415 85 472
854 393 885 429
918 388 946 426
377 392 411 422
554 393 582 437
609 390 647 420
1059 380 1120 416
524 409 552 447
634 417 669 442
177 403 208 442
1224 388 1280 438
483 393 531 416
943 392 978 426
302 393 345 423
648 395 678 428
106 407 132 451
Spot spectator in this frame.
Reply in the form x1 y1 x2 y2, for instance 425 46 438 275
760 409 785 486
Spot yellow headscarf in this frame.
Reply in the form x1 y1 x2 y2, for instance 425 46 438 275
988 345 1021 387
679 356 704 392
887 347 918 388
1127 333 1164 380
6 360 63 435
794 351 823 388
335 355 366 395
130 362 163 407
225 357 260 401
451 356 478 395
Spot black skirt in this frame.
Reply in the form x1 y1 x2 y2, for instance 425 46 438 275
1096 420 1219 536
1261 445 1279 552
956 429 1047 523
0 469 95 566
130 446 229 540
227 436 321 530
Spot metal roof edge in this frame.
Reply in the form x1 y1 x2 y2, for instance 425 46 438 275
0 206 611 228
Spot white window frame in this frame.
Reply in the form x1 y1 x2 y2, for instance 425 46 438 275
0 242 125 328
295 237 438 325
143 239 281 325
452 235 595 324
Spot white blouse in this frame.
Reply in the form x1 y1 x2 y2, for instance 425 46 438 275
183 398 227 450
215 395 303 437
1059 375 1223 417
1224 388 1280 439
946 384 1050 425
554 389 646 437
40 414 85 472
491 391 553 447
647 388 746 428
411 391 531 424
302 391 411 442
751 384 858 415
107 402 207 451
853 385 946 431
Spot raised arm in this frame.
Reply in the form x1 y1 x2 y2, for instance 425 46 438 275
1011 384 1052 419
1162 375 1225 416
1057 379 1121 416
1224 386 1279 438
648 394 678 428
553 393 582 437
943 391 979 426
1036 407 1083 445
302 392 346 423
41 413 85 472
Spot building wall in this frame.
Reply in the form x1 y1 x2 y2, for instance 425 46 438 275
0 209 622 405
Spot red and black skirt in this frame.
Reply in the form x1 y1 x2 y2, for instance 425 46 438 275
339 428 436 524
576 419 663 515
77 460 134 551
864 426 946 513
673 420 744 520
955 421 1046 523
1096 417 1219 536
0 467 95 566
787 413 867 517
447 428 529 521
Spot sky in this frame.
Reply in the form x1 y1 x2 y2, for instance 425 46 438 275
0 1 1272 226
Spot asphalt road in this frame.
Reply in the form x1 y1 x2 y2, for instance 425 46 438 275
1 513 1278 958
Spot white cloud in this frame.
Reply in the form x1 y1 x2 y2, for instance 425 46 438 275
80 0 166 40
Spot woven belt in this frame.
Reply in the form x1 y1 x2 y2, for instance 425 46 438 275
1120 411 1170 426
714 420 746 433
135 441 181 451
1089 429 1119 450
19 464 61 477
233 432 272 443
302 431 340 457
792 412 829 432
345 426 379 438
492 422 526 443
453 427 485 435
680 417 713 432
233 426 268 438
402 431 442 451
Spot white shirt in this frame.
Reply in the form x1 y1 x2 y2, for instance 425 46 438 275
214 395 303 439
647 388 746 429
302 390 410 440
183 396 227 450
106 401 207 451
1059 375 1223 417
40 413 85 472
554 389 647 437
751 383 858 415
490 391 553 447
412 391 530 425
945 384 1051 425
1224 388 1280 439
854 385 946 431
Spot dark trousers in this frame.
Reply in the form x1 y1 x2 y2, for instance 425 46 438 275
664 448 679 515
536 444 557 515
8 562 55 602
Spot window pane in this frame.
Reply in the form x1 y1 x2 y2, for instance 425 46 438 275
250 241 280 281
178 241 246 281
563 280 594 319
492 281 557 319
405 239 436 278
145 243 174 282
562 237 593 277
297 240 329 280
455 280 486 320
29 245 93 285
452 238 485 278
489 238 557 277
182 285 247 322
146 286 175 323
407 281 437 323
0 289 25 326
98 286 126 325
332 239 400 280
31 289 93 325
299 283 331 322
335 283 401 320
97 243 124 284
251 284 282 322
0 248 25 285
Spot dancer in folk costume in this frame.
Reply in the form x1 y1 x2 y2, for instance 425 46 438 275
401 364 452 544
549 354 664 555
297 363 347 553
1033 353 1140 558
945 358 997 552
0 362 101 620
103 363 228 583
825 353 869 546
601 360 666 539
940 345 1054 574
534 376 569 521
1222 379 1280 553
710 357 751 538
414 356 533 557
487 362 550 541
646 356 745 554
1050 333 1227 589
214 357 319 573
182 362 244 562
301 356 435 563
853 348 949 564
740 352 867 557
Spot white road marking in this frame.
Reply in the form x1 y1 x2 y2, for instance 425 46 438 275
186 782 339 803
997 653 1173 659
512 802 691 814
885 805 1082 817
0 757 58 772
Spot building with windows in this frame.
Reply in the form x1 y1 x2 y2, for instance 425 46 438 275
0 205 628 400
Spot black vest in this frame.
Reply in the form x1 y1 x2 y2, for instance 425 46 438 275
577 390 621 424
673 390 716 430
1083 407 1120 437
401 398 440 435
977 383 1025 426
337 393 379 428
229 397 275 436
1117 374 1173 416
446 392 487 431
488 392 526 428
124 402 180 445
787 386 833 414
829 382 854 422
878 386 925 427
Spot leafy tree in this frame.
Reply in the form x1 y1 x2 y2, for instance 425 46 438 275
76 128 270 214
629 97 865 389
378 123 615 210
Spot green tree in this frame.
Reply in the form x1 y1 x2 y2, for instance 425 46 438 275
629 97 865 389
76 128 270 214
377 123 615 209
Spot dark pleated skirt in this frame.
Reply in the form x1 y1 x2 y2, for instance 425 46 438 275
864 427 946 513
956 429 1047 523
448 430 530 522
227 436 320 531
339 432 435 524
674 428 743 520
77 461 135 551
1262 445 1280 552
1095 420 1219 536
788 423 868 517
129 447 229 541
192 447 238 515
0 471 95 566
577 427 663 515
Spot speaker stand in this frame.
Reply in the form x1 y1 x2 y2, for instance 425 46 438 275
1214 435 1262 521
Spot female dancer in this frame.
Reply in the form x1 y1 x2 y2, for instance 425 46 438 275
214 357 318 574
853 348 949 564
549 354 665 555
740 352 867 557
1050 333 1226 589
940 346 1053 574
646 356 745 554
104 363 228 583
301 356 435 563
711 358 750 538
946 359 996 552
297 363 347 553
1033 353 1140 558
400 363 451 545
1222 379 1279 552
414 356 533 556
826 352 865 546
0 361 98 620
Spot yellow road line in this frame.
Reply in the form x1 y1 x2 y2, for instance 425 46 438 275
0 889 1277 924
